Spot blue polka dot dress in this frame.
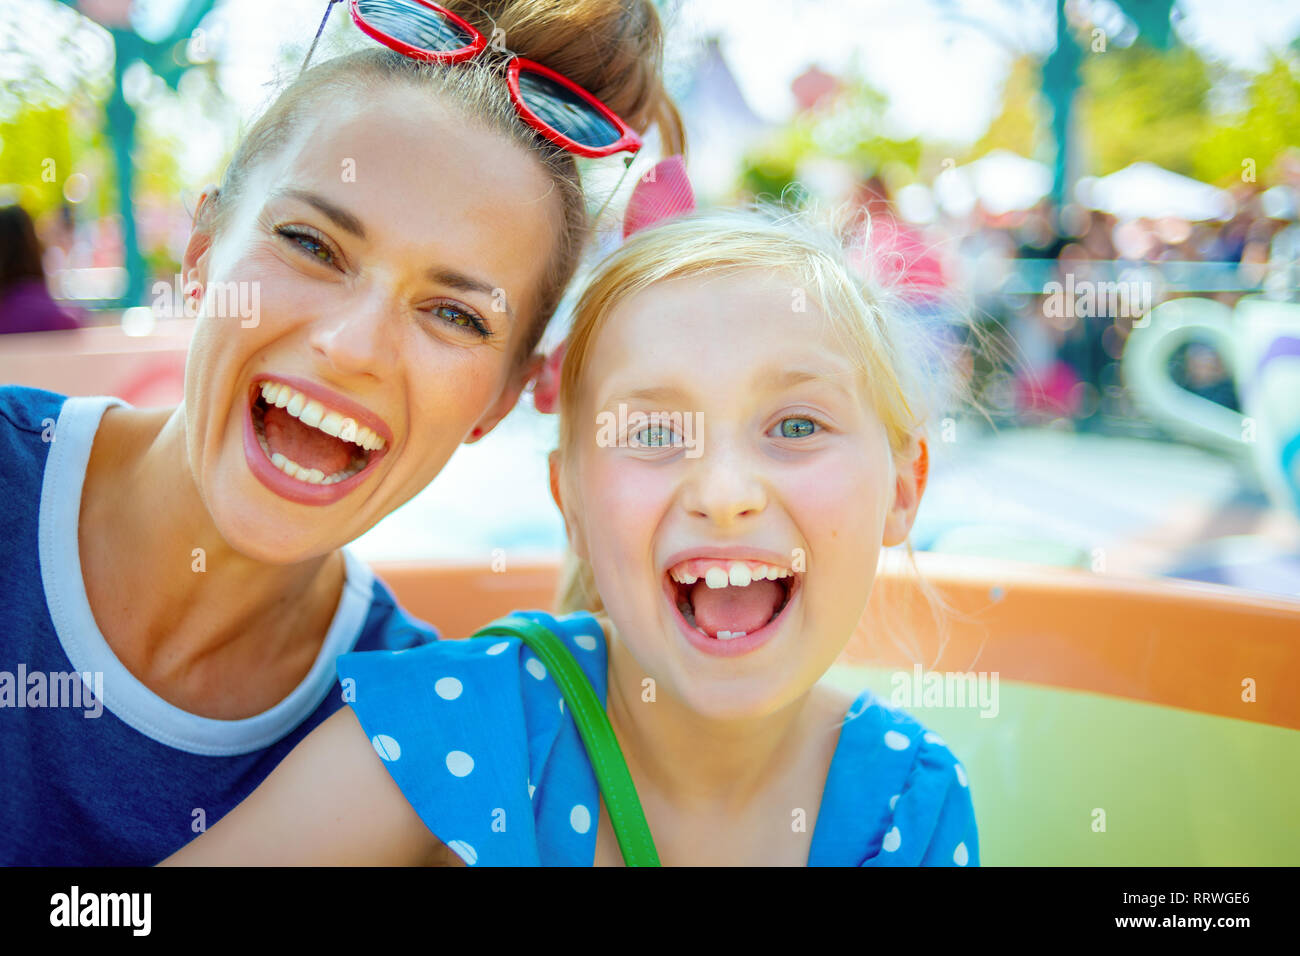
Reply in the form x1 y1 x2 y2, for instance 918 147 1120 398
337 610 979 866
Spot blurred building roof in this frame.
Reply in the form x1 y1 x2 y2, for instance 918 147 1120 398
677 35 770 198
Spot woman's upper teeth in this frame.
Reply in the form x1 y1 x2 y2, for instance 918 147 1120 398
668 560 794 588
259 381 386 451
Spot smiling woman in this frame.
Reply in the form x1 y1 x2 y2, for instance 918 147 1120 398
184 83 570 556
0 0 681 865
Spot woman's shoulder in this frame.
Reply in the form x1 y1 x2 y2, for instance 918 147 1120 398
0 388 73 506
0 385 67 436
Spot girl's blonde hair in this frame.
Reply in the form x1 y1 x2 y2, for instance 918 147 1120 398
553 204 980 665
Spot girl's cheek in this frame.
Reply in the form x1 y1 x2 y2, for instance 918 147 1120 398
584 454 670 562
785 446 889 566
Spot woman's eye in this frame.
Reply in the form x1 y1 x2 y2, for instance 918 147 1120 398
774 417 817 439
276 226 336 266
632 425 677 447
429 303 491 339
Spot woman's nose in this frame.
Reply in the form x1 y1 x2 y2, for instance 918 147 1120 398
307 290 395 380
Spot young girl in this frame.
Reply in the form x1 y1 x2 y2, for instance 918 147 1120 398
164 204 978 867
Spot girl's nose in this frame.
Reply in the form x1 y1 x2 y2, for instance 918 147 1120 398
307 290 395 380
681 440 767 527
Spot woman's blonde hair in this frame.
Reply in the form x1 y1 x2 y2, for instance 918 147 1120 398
203 0 683 366
553 204 980 665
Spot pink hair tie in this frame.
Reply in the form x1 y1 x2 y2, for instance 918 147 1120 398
533 155 697 415
622 155 696 239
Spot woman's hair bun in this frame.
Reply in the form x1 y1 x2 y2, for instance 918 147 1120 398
439 0 684 155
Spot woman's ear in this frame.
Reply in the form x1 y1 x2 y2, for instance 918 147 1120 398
548 448 588 562
882 434 929 547
465 352 543 445
181 186 219 294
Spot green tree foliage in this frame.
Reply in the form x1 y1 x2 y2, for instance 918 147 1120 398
965 55 1048 163
0 79 188 231
1195 53 1300 185
0 106 76 215
1077 40 1213 178
966 35 1300 188
738 73 921 205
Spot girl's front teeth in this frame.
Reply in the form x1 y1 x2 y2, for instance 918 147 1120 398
669 560 794 587
258 381 386 452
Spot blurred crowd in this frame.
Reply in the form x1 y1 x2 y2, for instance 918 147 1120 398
845 171 1300 436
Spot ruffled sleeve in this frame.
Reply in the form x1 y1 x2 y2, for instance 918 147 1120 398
809 690 980 867
879 730 979 867
336 610 608 866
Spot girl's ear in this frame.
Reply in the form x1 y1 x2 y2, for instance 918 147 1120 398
548 449 589 561
882 435 929 547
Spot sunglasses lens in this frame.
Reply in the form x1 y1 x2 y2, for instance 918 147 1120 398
355 0 476 54
516 69 621 149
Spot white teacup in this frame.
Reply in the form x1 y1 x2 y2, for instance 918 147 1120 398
1122 295 1300 516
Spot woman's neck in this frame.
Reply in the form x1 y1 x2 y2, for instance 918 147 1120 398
77 403 345 718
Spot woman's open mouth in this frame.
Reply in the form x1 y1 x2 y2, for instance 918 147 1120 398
662 557 801 657
241 376 391 506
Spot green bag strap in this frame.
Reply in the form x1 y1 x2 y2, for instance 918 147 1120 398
469 615 661 867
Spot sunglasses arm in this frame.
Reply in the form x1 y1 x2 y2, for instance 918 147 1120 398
301 0 345 75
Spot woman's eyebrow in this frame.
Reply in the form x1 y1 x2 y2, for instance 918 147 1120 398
426 267 512 320
270 188 512 320
272 188 366 238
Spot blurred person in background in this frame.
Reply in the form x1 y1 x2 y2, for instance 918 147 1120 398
0 203 82 335
850 175 973 408
851 175 950 300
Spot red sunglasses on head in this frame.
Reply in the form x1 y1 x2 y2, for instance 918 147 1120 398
302 0 643 159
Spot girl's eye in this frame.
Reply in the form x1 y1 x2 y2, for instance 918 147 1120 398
276 225 337 267
774 417 817 439
428 303 492 339
632 425 678 447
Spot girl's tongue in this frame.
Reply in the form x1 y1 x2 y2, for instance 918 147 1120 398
263 404 354 476
689 578 783 636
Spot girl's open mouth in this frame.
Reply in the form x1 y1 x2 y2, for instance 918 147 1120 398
662 557 801 656
242 376 391 506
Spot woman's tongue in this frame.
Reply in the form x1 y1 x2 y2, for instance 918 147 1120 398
689 578 783 637
263 404 353 476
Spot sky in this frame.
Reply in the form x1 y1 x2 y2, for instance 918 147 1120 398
6 0 1300 182
199 0 1300 169
666 0 1300 140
